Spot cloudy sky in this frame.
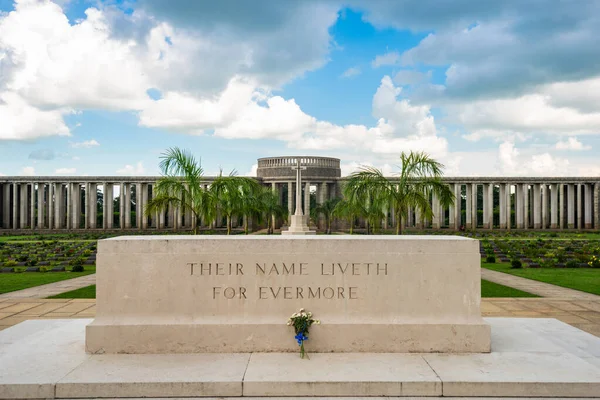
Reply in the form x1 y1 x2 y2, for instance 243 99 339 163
1 0 599 177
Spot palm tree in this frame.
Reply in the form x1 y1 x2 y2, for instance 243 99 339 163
345 151 454 234
145 147 214 234
312 198 341 234
260 188 288 234
210 171 259 235
333 198 362 234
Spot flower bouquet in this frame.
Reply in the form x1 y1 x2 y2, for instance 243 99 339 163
287 308 319 359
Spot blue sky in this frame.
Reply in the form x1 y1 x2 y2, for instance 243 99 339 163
1 0 599 177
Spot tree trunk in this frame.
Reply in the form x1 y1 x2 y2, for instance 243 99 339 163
327 216 331 234
244 215 248 235
226 215 231 235
396 213 402 235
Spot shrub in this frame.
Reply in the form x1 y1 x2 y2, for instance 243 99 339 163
486 255 496 263
39 266 51 272
16 254 29 262
25 259 38 267
69 257 85 267
82 250 92 257
588 255 600 268
3 260 17 267
511 259 522 269
566 260 579 268
71 265 84 272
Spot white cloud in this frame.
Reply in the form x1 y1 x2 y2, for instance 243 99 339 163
341 66 361 78
555 137 591 151
70 139 100 148
372 51 400 68
55 168 76 174
0 92 71 140
393 69 430 85
117 162 145 175
496 140 571 176
21 166 35 176
245 164 258 177
0 172 6 176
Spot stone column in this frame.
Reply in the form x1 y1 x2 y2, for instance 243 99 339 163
75 183 82 229
271 182 277 229
482 184 489 229
550 184 558 229
532 183 541 229
12 183 18 229
2 184 10 228
516 184 524 229
84 183 90 229
499 184 506 229
287 182 293 225
142 184 149 230
65 182 72 230
106 183 114 229
567 184 575 229
415 207 422 229
304 182 310 225
466 183 473 229
453 184 461 229
595 182 600 230
89 183 97 229
431 193 440 229
135 183 142 229
120 183 126 229
471 183 478 229
37 183 45 229
29 183 35 229
124 183 131 229
54 183 62 229
559 184 565 229
541 184 548 229
577 184 583 230
47 183 54 230
506 183 512 230
585 183 593 229
523 185 529 229
19 184 27 229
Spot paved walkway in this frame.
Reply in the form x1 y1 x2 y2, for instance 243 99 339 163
481 268 599 300
1 297 599 338
0 274 96 299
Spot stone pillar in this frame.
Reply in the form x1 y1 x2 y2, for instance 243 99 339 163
271 182 277 229
515 184 524 229
37 183 45 229
124 183 131 229
567 184 575 229
453 184 461 229
482 184 489 229
506 183 512 230
431 193 440 229
523 185 529 229
19 183 27 229
465 183 473 229
120 183 126 229
585 183 593 229
471 183 478 229
499 184 506 229
577 184 583 230
71 183 81 229
415 207 422 229
142 184 149 230
559 184 565 229
550 184 558 229
2 184 10 228
106 183 114 229
12 183 18 229
83 183 89 229
47 183 54 230
53 183 62 229
532 184 541 229
304 182 310 225
541 184 548 229
287 182 293 225
29 183 35 229
89 183 97 229
159 208 165 229
595 182 600 230
65 182 72 230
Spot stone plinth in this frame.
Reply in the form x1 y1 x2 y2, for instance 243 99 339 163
86 235 490 354
281 215 316 235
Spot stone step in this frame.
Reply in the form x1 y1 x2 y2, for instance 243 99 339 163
1 318 600 399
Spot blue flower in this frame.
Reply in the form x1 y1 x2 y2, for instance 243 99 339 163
295 332 308 345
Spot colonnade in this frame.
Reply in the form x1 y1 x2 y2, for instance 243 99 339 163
398 181 600 231
0 178 599 231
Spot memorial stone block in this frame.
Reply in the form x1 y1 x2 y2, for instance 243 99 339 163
86 236 491 354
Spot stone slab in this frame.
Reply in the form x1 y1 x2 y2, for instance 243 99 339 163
56 353 249 398
0 319 91 399
88 235 490 353
1 318 600 399
243 353 441 397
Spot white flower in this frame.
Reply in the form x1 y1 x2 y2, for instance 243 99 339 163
299 308 305 313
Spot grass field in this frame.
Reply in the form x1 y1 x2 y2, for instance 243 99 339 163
483 262 599 295
49 280 537 299
0 267 95 294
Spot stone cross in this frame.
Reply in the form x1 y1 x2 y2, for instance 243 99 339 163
291 158 307 216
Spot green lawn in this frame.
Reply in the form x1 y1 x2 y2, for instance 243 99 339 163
49 284 96 299
481 279 538 298
0 267 95 294
49 281 534 299
483 262 600 295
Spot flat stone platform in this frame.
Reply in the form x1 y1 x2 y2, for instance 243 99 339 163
1 318 599 399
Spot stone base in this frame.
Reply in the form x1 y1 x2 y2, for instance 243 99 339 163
281 215 316 235
2 318 600 399
86 321 491 354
